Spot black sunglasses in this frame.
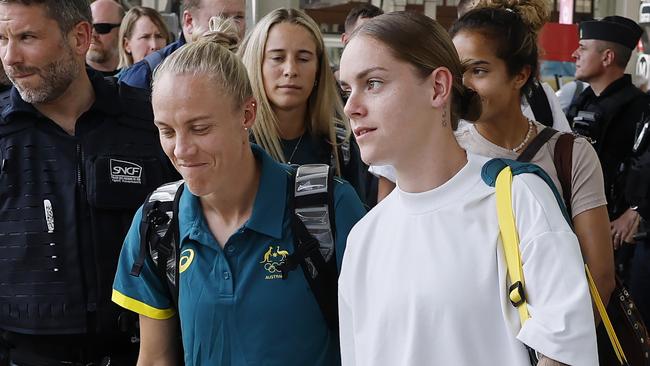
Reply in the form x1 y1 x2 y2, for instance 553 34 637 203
93 23 121 34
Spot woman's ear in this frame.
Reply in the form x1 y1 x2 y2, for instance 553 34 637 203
429 67 453 108
513 64 531 91
242 97 257 130
124 38 132 54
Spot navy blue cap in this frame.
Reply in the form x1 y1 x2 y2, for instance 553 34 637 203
579 16 643 50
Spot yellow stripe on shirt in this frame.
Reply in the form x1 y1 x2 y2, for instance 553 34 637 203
111 289 176 320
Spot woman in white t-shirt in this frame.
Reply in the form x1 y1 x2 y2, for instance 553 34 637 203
338 11 597 366
373 1 615 307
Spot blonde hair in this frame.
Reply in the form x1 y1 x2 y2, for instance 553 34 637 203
238 8 348 175
118 6 172 69
152 18 251 111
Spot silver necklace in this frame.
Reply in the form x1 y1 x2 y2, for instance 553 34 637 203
511 119 534 153
287 133 304 164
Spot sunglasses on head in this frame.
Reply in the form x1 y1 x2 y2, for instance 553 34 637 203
93 23 120 34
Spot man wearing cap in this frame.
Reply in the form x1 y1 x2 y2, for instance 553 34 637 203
568 16 650 322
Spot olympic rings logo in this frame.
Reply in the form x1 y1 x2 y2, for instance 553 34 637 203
264 262 283 273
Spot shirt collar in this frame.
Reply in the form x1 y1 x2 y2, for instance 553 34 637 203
178 144 289 244
598 74 632 99
1 67 120 122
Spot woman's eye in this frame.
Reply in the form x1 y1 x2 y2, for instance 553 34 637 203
159 129 174 138
367 80 382 90
192 126 209 134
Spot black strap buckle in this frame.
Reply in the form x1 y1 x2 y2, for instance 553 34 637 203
509 281 527 307
277 235 320 280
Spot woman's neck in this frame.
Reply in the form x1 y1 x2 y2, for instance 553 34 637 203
475 105 535 151
200 146 260 227
274 104 308 140
395 130 468 193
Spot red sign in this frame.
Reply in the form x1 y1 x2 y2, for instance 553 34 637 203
539 23 579 62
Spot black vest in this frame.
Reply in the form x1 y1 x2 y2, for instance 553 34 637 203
567 75 650 217
0 73 176 335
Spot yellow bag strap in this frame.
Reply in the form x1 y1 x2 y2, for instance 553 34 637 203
495 167 530 324
586 266 627 364
495 166 627 365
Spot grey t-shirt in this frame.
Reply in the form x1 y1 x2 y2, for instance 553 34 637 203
371 121 607 218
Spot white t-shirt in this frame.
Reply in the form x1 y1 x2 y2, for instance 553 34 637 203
339 153 598 366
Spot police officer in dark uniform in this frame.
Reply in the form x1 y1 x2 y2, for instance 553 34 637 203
567 16 650 321
0 1 177 364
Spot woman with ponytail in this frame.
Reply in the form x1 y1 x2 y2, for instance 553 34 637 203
111 20 365 365
449 0 614 310
338 11 597 366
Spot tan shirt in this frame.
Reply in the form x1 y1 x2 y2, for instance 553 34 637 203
455 121 607 218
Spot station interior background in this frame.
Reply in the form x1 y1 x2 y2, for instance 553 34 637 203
118 0 650 92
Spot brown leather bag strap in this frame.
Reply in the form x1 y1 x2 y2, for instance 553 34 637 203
516 127 558 163
553 133 576 214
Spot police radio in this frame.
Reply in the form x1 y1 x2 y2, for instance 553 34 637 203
572 110 600 145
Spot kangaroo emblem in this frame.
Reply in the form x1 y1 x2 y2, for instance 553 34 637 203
260 246 273 264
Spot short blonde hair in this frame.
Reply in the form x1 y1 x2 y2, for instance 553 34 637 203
239 8 348 175
152 20 251 111
118 6 172 69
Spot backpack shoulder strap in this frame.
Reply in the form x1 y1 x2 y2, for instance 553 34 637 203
527 81 554 127
483 159 572 365
483 158 629 365
278 164 339 333
553 133 576 214
517 127 559 163
132 180 184 309
334 123 351 166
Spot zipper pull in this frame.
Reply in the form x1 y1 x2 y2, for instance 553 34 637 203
44 199 54 233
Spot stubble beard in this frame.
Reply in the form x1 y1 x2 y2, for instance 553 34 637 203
8 46 80 104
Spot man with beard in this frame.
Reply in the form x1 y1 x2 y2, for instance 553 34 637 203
119 0 246 90
86 0 124 76
0 0 177 364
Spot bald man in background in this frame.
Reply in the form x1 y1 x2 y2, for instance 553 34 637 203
87 0 125 76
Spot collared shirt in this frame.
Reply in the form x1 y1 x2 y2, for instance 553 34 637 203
118 34 186 90
112 144 366 366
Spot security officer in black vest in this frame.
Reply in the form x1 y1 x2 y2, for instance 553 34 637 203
567 16 650 322
0 1 177 364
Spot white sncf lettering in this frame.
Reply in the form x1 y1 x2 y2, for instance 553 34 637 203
112 166 142 176
110 159 143 184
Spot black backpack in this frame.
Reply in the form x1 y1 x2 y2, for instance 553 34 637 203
129 164 340 332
